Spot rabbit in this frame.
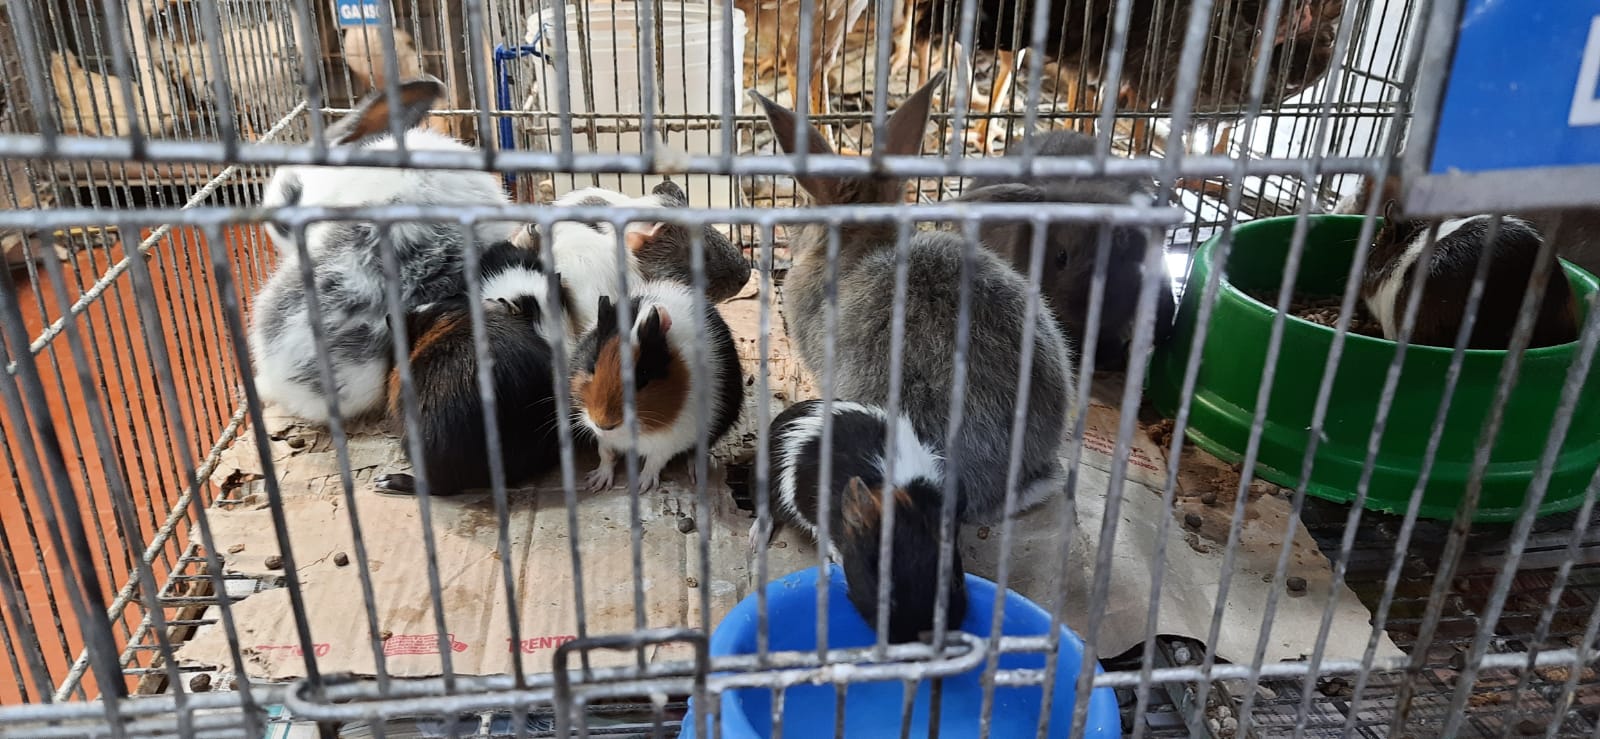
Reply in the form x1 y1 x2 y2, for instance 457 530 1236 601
374 242 573 496
571 280 745 493
960 129 1175 372
1346 176 1580 349
756 399 967 643
248 76 519 424
511 181 751 332
751 71 1076 524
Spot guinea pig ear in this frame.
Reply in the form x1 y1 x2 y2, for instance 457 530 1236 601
594 295 618 337
1381 199 1401 227
638 306 673 341
624 221 667 252
650 180 688 206
841 477 883 536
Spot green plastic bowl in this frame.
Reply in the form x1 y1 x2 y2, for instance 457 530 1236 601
1149 215 1600 522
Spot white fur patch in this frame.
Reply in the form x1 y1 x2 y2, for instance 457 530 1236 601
547 187 685 333
883 413 944 488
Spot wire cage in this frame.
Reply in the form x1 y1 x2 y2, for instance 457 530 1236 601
1 0 1599 736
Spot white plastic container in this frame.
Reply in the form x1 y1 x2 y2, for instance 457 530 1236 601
532 1 746 208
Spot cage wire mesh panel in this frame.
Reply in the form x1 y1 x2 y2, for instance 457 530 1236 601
0 0 1599 737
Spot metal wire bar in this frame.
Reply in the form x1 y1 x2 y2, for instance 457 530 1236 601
7 0 1595 736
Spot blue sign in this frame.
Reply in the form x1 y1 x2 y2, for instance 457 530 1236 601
1428 1 1600 175
335 0 384 27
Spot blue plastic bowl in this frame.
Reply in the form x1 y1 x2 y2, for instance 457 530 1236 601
678 566 1122 738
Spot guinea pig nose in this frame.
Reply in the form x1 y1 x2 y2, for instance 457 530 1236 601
595 419 622 431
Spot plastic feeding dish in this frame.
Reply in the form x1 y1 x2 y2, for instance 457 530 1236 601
678 566 1121 739
1148 215 1600 522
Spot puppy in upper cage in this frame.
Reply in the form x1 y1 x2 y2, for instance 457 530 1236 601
570 285 745 493
373 241 574 497
752 71 1076 524
958 129 1177 372
249 76 518 424
509 181 752 334
756 399 968 643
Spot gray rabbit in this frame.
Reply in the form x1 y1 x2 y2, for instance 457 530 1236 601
960 129 1175 372
249 76 518 423
751 72 1075 523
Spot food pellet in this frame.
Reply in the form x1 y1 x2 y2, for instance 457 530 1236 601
1200 492 1218 506
333 552 349 567
1287 576 1308 594
263 555 283 570
677 517 696 534
1185 513 1203 529
188 674 212 692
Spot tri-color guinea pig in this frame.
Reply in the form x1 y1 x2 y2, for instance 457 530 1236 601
570 280 744 493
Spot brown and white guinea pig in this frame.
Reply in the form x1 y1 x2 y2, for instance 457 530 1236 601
375 241 574 497
756 399 967 643
959 130 1175 372
570 280 744 493
510 181 752 333
1345 177 1579 349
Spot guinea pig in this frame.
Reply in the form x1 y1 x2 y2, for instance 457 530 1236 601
1365 211 1579 349
512 181 751 335
375 241 572 496
1339 173 1600 283
1359 189 1579 349
757 399 967 644
960 129 1175 372
570 280 745 493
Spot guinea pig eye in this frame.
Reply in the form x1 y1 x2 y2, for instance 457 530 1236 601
1055 250 1070 269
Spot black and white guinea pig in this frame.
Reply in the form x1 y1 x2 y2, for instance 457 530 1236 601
1358 185 1579 350
510 181 751 331
570 280 745 493
961 130 1175 371
375 242 573 497
757 399 967 644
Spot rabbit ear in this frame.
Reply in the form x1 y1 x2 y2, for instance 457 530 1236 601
750 88 842 201
750 89 835 159
879 70 944 157
328 75 448 146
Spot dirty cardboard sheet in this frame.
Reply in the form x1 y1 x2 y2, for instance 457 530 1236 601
177 278 1398 681
958 380 1403 665
176 279 817 680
